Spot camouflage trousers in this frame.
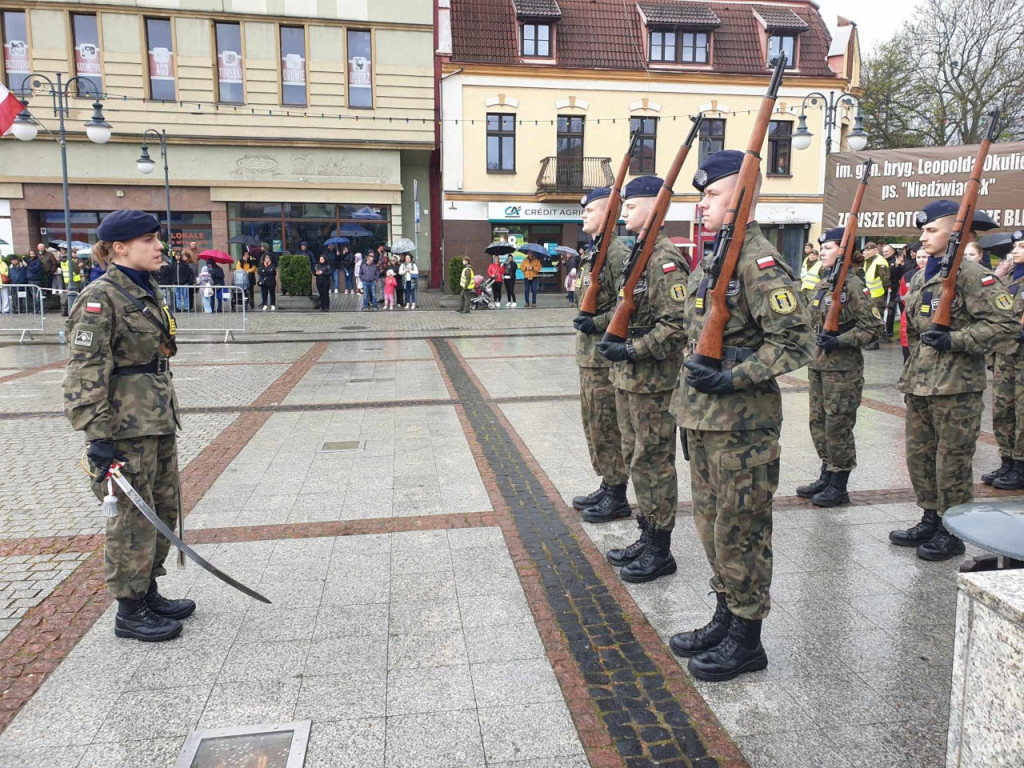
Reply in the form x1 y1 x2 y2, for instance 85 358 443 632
579 366 629 485
905 392 983 516
991 353 1024 460
687 427 780 620
807 368 864 471
616 388 677 532
90 434 181 599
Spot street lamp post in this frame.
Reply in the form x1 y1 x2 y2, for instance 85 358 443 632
136 129 172 249
791 90 868 154
12 72 112 298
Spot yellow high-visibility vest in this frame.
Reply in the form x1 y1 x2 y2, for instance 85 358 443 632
800 257 822 291
864 254 886 298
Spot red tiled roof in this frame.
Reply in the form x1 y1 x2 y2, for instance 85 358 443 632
639 2 722 26
512 0 563 18
752 4 808 30
449 0 837 77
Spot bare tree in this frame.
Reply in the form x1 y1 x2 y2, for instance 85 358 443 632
861 0 1024 147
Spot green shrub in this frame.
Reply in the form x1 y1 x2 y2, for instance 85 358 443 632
279 253 311 296
448 257 463 294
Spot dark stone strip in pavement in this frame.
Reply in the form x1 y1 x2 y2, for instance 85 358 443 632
429 337 742 768
0 359 65 385
0 534 103 559
0 341 330 735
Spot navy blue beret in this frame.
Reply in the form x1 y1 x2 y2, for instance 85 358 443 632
580 187 612 207
914 200 999 231
623 175 663 199
818 227 845 245
96 210 161 242
693 150 744 192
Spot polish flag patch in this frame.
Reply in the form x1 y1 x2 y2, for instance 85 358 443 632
85 302 102 313
756 256 776 270
980 275 995 286
662 263 677 273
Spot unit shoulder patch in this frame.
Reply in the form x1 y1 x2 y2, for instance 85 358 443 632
871 307 882 320
994 293 1014 311
669 284 686 303
767 287 798 315
73 329 95 348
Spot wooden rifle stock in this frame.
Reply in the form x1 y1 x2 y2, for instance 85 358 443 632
579 129 641 316
692 55 787 368
603 114 704 342
823 159 874 334
931 108 1000 331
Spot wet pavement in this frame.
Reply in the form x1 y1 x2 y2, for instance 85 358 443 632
0 308 1020 768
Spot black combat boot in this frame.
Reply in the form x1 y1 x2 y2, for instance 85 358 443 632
573 482 608 510
992 460 1024 491
796 462 830 499
114 597 183 642
582 484 631 523
606 515 651 567
982 456 1014 485
888 509 940 547
620 528 676 583
917 527 967 561
670 593 731 658
812 470 850 507
687 614 768 682
144 579 196 620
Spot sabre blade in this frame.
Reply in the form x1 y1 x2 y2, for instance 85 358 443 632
110 471 271 604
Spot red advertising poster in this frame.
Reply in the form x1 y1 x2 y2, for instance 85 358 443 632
3 39 29 83
74 42 101 76
218 50 242 84
148 47 174 80
282 53 305 85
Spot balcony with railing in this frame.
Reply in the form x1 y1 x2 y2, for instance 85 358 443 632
536 156 615 198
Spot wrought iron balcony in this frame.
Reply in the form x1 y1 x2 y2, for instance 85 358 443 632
536 156 615 197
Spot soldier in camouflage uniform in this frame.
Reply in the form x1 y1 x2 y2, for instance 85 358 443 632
570 187 631 518
595 175 689 584
63 210 194 642
889 201 1021 560
981 230 1024 490
796 227 882 507
668 151 813 682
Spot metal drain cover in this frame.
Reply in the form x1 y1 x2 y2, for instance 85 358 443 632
322 440 361 451
175 721 311 768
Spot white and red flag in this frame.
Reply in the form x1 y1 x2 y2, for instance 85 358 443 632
0 83 23 135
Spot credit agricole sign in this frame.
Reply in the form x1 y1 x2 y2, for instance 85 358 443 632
823 141 1024 237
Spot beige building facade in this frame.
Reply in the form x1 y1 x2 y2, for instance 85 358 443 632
0 0 436 276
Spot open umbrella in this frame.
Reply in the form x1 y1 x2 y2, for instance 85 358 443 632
51 240 91 250
390 237 417 255
554 246 579 258
517 243 549 257
978 232 1016 257
485 243 517 256
335 224 373 239
228 235 259 246
197 249 234 264
352 206 383 220
324 237 351 247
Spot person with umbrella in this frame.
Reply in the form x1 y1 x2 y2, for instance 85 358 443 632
519 244 545 308
196 250 233 312
503 252 518 307
399 253 418 310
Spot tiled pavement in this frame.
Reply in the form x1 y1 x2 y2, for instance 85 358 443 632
0 314 1021 768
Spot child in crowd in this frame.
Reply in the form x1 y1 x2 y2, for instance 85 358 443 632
384 268 397 310
565 268 577 304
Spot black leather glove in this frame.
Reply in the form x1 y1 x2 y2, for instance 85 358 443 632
87 439 121 480
684 360 735 394
573 315 599 335
815 332 841 353
1016 330 1024 346
921 329 952 352
597 340 636 363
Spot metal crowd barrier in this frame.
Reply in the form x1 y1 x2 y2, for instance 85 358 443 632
0 284 46 342
159 285 247 342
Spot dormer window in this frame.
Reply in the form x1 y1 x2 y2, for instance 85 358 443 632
638 3 719 66
752 5 807 69
514 0 561 60
767 34 795 69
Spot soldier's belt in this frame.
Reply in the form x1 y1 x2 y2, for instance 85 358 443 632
627 326 653 339
688 341 756 363
113 358 169 375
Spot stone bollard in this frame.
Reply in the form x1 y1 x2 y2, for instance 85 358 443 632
947 570 1024 767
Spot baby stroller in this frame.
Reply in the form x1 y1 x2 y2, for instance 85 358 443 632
470 274 498 310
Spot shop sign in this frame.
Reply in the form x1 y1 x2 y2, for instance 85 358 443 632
148 46 174 81
218 50 242 84
488 202 583 221
824 142 1024 236
74 42 101 76
3 38 29 83
282 53 305 85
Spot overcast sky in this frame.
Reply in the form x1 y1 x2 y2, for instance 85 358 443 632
814 0 919 54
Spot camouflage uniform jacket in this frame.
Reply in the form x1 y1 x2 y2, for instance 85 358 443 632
672 225 814 432
1007 271 1024 357
899 258 1020 396
63 266 180 441
575 236 629 368
807 271 881 372
608 233 690 394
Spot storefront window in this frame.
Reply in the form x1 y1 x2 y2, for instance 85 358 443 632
2 10 29 94
490 224 562 286
227 202 391 259
33 210 210 250
215 22 243 104
71 14 102 96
